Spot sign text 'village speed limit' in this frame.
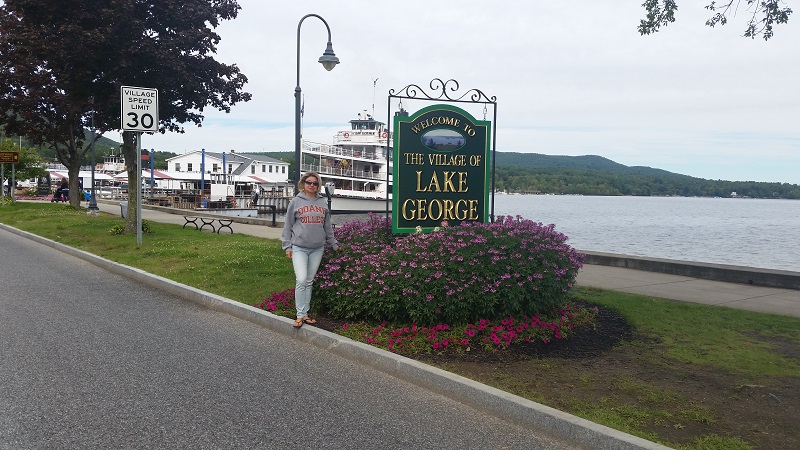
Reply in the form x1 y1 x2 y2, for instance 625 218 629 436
121 86 159 132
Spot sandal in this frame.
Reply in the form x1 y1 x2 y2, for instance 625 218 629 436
292 317 304 328
302 316 317 325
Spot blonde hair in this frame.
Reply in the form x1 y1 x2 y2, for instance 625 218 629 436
298 171 322 193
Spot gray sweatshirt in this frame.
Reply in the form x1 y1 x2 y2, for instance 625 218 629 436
281 192 339 250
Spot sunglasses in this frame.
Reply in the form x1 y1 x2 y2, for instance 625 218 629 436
304 180 319 186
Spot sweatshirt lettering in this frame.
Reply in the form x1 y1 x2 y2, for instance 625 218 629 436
297 204 327 224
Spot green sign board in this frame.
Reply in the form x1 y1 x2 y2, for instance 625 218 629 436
392 104 491 233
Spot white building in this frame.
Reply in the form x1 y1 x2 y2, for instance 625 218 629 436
165 150 289 185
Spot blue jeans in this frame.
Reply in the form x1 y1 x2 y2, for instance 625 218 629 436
291 245 325 318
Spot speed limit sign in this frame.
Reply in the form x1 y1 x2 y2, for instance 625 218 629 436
121 86 159 132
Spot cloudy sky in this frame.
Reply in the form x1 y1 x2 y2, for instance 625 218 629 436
137 1 800 184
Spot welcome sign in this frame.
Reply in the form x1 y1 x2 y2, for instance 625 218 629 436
392 104 491 233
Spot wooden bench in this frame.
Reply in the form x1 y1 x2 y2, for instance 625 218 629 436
183 216 234 234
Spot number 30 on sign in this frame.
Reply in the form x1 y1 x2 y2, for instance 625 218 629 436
121 86 159 132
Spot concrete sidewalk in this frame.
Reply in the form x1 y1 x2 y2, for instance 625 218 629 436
96 200 800 318
576 264 800 318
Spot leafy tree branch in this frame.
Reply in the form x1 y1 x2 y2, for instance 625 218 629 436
639 0 792 40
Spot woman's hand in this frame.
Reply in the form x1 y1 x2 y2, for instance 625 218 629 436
285 250 292 259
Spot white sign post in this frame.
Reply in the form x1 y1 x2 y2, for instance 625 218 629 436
121 86 159 246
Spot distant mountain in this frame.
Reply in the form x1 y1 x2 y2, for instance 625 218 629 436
493 152 799 198
496 152 627 171
496 152 691 179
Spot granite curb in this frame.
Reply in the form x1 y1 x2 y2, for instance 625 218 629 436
2 222 669 450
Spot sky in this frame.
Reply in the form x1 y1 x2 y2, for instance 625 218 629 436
131 1 800 184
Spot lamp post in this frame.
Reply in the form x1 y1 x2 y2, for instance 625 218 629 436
88 96 99 211
295 13 339 193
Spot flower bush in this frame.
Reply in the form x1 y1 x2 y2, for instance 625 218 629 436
255 288 598 355
254 288 294 312
314 215 585 325
254 215 589 355
337 304 598 354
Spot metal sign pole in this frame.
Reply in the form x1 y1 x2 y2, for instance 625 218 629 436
10 163 15 204
137 132 142 246
89 97 98 211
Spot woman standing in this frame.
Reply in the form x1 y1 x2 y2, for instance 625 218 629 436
281 172 339 328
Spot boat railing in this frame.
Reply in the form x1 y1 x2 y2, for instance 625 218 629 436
302 164 388 181
303 141 391 163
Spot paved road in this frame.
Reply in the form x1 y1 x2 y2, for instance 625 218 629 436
0 228 576 449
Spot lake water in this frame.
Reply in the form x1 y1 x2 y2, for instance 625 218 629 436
492 195 799 272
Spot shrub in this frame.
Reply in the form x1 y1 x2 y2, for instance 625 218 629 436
314 215 584 325
109 219 153 235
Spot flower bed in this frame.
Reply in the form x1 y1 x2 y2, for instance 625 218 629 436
255 215 592 355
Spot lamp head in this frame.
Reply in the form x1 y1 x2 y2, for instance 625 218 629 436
318 42 340 71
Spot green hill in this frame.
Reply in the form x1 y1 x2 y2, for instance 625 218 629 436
497 152 688 179
496 152 628 172
263 150 799 198
494 152 799 199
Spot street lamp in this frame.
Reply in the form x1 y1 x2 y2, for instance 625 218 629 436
295 13 339 193
89 96 99 211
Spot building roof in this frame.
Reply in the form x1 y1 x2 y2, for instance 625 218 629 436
165 150 287 165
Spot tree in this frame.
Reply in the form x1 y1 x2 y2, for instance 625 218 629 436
639 0 793 40
0 1 251 229
0 138 47 198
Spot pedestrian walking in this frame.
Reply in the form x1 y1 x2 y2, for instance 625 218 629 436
281 172 339 328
